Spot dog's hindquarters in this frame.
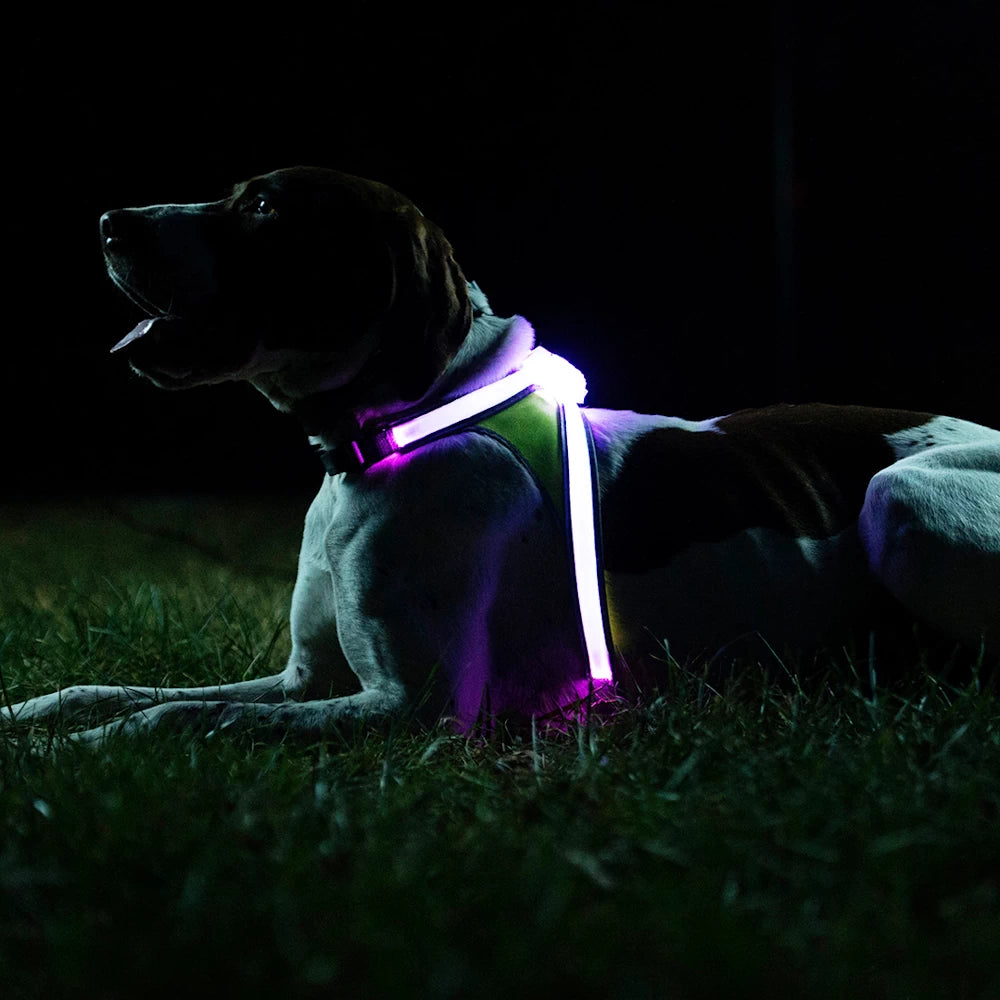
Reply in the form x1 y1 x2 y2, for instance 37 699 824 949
861 437 1000 654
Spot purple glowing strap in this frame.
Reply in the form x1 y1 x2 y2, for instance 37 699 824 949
384 347 614 684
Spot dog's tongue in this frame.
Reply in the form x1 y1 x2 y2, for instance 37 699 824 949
110 317 159 354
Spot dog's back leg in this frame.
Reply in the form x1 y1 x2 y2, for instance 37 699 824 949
860 439 1000 655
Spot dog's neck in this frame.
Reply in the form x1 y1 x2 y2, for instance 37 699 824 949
295 291 537 461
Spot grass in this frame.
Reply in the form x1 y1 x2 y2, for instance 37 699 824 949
1 499 998 999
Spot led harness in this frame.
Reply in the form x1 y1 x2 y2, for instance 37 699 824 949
317 348 615 686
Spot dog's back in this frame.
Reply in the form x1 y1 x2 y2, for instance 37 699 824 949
589 402 1000 668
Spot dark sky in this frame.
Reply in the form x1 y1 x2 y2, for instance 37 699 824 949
7 3 999 496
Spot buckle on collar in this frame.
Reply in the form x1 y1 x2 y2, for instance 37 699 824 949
317 429 396 476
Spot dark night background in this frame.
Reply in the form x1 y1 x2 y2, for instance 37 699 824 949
6 3 998 499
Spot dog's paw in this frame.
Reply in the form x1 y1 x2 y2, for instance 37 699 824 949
2 686 157 728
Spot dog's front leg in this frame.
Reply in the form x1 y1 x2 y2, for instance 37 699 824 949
2 674 289 729
70 687 407 745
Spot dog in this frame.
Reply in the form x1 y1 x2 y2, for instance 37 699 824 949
5 166 999 742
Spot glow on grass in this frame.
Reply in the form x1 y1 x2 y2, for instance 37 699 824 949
377 347 613 685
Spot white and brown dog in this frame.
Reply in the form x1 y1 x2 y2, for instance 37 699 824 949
6 167 999 741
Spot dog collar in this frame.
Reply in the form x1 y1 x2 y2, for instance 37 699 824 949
316 347 615 686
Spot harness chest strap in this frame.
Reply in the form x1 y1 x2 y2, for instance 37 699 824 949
317 348 616 686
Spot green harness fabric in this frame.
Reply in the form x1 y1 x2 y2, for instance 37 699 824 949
476 389 566 523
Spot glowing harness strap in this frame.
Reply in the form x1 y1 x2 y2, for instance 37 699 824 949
321 348 615 685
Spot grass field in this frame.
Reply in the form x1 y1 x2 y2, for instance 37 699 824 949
1 499 998 999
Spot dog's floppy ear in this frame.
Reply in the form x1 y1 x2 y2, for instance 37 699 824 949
379 205 472 401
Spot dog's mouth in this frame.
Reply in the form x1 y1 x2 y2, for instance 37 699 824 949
105 262 255 388
109 300 263 390
105 264 191 379
110 315 206 388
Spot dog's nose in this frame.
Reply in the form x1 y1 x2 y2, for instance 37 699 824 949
100 211 117 248
100 210 122 248
101 210 136 250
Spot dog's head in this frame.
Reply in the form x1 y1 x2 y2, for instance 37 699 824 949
101 166 471 412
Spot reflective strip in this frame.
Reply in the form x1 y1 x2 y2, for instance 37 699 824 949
388 348 584 450
561 402 614 682
389 366 535 449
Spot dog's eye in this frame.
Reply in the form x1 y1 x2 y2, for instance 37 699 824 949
255 197 278 217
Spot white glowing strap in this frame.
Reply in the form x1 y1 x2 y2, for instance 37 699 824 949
561 398 615 682
388 347 585 448
387 347 614 684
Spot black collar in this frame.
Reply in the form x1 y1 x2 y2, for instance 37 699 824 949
315 427 397 476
